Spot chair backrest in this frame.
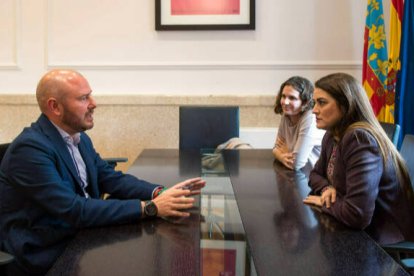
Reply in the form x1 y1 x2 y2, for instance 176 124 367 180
0 144 14 268
0 143 10 164
179 106 239 150
0 250 14 266
103 157 128 169
400 134 414 188
380 122 401 147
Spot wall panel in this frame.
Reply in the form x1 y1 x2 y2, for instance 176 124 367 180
0 0 19 69
0 0 366 95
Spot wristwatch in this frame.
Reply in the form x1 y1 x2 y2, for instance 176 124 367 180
144 200 158 218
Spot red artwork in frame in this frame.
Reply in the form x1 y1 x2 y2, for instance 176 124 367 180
156 0 255 30
171 0 240 15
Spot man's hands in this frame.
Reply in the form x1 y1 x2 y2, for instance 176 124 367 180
152 177 206 218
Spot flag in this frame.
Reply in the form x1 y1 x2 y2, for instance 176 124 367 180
362 0 388 121
395 0 414 146
384 0 404 123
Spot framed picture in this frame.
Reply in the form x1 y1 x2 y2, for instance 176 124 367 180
155 0 255 31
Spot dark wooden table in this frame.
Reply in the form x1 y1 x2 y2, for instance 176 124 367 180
223 149 408 276
47 150 201 276
47 149 408 276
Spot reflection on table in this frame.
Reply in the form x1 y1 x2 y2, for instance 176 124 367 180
200 151 257 276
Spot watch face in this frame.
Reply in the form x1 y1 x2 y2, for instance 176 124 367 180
144 201 158 217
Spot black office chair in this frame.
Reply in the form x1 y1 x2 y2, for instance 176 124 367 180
103 157 128 169
179 106 240 150
382 134 414 272
380 122 401 147
400 134 414 183
0 143 15 271
0 250 14 265
0 143 10 163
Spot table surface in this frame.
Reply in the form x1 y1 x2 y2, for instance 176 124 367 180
223 150 408 276
47 149 408 276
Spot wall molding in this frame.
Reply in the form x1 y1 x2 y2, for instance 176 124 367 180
46 60 362 71
0 0 20 70
0 94 275 106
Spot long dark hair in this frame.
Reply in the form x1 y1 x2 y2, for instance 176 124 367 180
315 73 413 199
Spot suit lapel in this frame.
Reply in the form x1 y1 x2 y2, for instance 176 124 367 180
37 115 85 193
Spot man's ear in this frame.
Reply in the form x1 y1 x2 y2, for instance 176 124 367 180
46 98 61 116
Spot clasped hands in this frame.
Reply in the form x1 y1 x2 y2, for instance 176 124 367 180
152 177 206 218
303 185 336 208
274 137 296 170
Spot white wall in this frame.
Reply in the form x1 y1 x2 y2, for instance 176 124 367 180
0 0 373 95
240 127 277 149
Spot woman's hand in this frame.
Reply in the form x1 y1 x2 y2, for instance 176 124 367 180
273 137 296 170
320 186 336 208
152 177 206 217
303 195 322 207
303 186 336 208
280 152 296 170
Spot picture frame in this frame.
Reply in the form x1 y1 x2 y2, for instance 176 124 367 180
155 0 255 31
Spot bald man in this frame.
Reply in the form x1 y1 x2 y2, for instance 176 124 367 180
0 70 205 275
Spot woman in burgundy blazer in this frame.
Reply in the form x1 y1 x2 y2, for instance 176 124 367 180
303 73 414 245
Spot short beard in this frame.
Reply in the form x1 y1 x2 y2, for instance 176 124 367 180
61 110 93 133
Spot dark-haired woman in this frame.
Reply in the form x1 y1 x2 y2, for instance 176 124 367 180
304 72 414 244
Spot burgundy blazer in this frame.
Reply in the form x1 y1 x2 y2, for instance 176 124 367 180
309 128 414 245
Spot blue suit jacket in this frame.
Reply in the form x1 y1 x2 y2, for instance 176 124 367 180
0 114 160 274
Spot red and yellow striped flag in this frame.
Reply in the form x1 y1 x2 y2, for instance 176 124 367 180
362 0 388 121
384 0 403 123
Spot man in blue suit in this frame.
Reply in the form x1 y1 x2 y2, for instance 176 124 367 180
0 69 205 275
